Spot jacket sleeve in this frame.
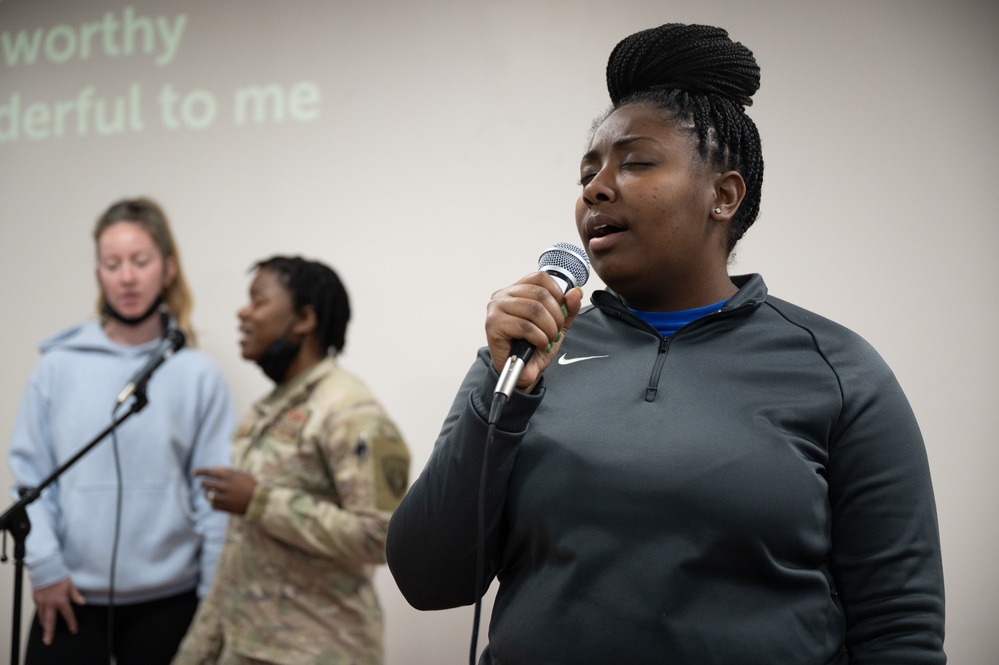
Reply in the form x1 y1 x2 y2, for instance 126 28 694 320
826 340 946 664
187 362 237 599
385 349 543 611
243 399 411 567
6 361 70 590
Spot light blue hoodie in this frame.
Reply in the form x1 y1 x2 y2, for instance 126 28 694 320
8 320 236 604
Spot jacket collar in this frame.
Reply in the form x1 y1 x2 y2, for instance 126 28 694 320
39 317 182 357
723 273 768 311
590 273 768 320
252 355 337 420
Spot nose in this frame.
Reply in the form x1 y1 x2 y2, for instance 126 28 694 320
237 303 250 321
581 168 616 206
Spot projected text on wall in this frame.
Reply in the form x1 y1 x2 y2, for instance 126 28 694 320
0 5 322 143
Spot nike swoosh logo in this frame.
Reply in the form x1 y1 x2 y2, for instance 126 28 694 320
557 353 609 365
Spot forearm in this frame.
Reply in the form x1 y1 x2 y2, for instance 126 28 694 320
245 484 392 565
387 352 540 610
830 370 945 663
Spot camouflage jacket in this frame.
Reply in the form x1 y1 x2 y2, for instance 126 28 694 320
173 357 410 665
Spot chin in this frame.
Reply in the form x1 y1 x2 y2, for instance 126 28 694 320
588 261 621 285
110 299 154 318
598 272 638 300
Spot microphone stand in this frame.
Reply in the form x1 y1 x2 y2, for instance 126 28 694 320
0 389 148 665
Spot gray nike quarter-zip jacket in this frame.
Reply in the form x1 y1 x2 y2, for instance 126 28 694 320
387 273 945 665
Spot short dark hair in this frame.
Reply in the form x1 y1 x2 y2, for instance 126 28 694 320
252 255 351 354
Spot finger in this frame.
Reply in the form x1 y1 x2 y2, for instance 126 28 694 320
59 603 78 635
561 287 585 332
507 271 568 310
488 286 563 349
525 272 573 322
40 607 55 645
529 275 577 341
205 465 234 478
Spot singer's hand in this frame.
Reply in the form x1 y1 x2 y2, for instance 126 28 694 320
486 271 584 392
194 466 257 516
32 577 86 645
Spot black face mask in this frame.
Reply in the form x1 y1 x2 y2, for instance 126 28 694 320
256 337 301 384
102 295 165 326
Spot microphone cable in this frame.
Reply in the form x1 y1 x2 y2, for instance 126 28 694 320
105 318 178 662
106 401 125 664
470 395 510 665
469 412 501 665
469 244 590 665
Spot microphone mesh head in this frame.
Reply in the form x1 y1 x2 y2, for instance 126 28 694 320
538 243 590 288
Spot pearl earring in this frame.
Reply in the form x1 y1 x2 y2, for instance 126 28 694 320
713 207 722 214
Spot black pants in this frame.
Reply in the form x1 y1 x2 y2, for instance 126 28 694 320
25 589 198 665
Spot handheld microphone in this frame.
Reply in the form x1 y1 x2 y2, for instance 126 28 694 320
115 328 186 406
493 243 590 400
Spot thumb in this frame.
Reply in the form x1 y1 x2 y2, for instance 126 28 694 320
561 287 585 332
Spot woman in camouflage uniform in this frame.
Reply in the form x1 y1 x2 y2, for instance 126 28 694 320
174 256 410 665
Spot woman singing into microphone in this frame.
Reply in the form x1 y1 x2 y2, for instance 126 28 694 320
386 23 945 664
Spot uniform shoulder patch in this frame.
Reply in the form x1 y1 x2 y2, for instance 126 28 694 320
381 454 409 499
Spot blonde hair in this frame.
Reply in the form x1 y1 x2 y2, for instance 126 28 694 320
93 197 198 346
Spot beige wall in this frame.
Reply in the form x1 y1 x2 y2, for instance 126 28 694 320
1 0 996 662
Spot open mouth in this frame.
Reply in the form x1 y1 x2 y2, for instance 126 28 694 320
591 223 625 238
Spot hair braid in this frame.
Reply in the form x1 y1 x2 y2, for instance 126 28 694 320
605 23 764 250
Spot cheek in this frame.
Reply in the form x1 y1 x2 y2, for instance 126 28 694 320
251 310 284 339
574 197 587 234
140 264 167 290
96 269 114 291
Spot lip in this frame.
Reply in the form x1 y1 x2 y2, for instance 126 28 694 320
113 293 143 310
584 213 628 252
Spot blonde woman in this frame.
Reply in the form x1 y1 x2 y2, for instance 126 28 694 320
8 198 236 665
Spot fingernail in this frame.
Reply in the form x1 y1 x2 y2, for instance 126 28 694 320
554 331 562 343
545 342 553 353
561 305 568 317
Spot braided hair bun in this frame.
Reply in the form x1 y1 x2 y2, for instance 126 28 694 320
606 23 760 108
601 23 764 250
